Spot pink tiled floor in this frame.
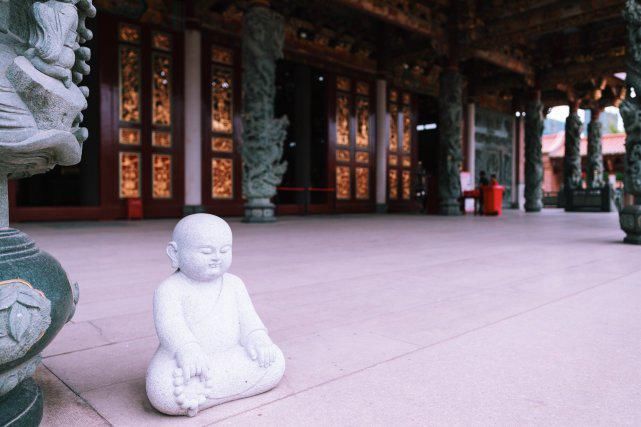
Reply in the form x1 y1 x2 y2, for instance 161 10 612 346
17 210 641 426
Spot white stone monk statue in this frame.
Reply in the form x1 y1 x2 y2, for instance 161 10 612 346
146 214 285 417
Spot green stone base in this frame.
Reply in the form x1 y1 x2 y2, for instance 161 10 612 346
243 200 276 223
565 186 614 212
524 203 542 212
439 200 461 216
620 205 641 244
376 204 388 214
624 235 641 245
0 378 43 427
182 205 206 216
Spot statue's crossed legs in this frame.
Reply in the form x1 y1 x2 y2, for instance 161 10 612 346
146 345 285 416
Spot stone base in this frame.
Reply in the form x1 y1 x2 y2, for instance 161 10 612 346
565 186 614 212
524 201 542 212
620 205 641 244
375 204 388 214
0 378 43 427
243 199 276 223
439 200 461 216
556 186 566 208
182 205 206 216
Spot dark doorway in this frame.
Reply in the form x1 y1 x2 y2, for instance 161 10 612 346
274 60 329 214
417 94 439 214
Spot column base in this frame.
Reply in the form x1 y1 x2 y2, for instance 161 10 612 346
620 205 641 244
524 200 542 212
439 200 461 216
375 204 388 214
565 185 615 212
182 205 206 216
243 199 276 223
0 378 43 427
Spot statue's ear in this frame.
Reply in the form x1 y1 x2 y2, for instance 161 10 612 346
166 242 179 269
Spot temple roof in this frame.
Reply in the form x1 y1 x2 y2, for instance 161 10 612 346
544 132 626 158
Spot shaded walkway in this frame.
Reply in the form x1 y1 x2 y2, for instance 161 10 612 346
25 210 641 425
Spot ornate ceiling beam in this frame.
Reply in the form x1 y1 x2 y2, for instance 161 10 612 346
471 73 529 97
330 0 435 37
539 54 626 91
476 0 621 47
487 0 559 20
468 48 534 77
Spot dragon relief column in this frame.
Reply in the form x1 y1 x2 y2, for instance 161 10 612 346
437 68 464 215
241 1 288 223
586 108 605 189
524 90 545 212
619 0 641 243
563 101 583 210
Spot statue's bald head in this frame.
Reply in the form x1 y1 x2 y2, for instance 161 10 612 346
172 213 232 248
167 214 233 280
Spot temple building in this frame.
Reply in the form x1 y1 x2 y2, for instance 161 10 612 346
543 132 625 195
6 0 628 221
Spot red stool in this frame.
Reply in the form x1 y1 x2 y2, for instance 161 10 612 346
127 198 143 220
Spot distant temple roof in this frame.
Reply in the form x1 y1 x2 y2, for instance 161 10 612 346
543 132 625 159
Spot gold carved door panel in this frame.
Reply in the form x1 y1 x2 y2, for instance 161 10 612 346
387 90 413 203
335 76 372 203
116 23 178 207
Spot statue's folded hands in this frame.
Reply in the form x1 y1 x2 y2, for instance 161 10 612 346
175 342 212 382
245 329 279 368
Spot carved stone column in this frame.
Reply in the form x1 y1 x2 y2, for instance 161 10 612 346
437 69 463 215
241 2 288 223
619 0 641 243
586 108 605 189
524 91 545 212
563 103 583 206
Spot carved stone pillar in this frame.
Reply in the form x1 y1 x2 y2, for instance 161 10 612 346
586 108 605 189
524 91 545 212
619 0 641 243
241 2 288 223
563 103 583 197
437 69 463 215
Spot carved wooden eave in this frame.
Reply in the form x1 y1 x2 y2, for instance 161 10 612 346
466 48 534 78
539 53 627 92
389 64 440 97
488 0 559 20
475 0 622 48
474 93 513 114
472 74 531 98
331 0 435 38
283 26 377 73
196 4 243 36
